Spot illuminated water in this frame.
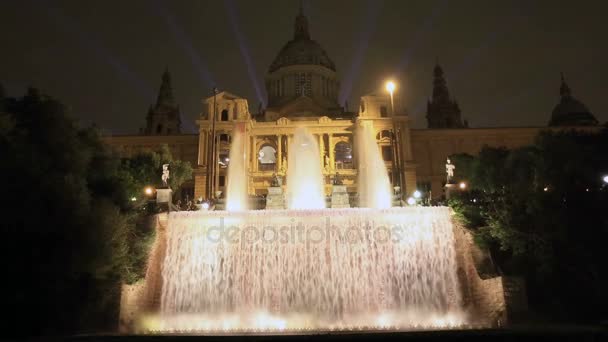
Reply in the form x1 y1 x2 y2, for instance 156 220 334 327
356 121 392 208
225 123 248 211
144 122 467 333
286 127 326 209
151 207 465 332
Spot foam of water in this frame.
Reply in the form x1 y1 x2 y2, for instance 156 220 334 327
356 121 392 208
286 127 326 209
152 207 465 332
225 123 248 211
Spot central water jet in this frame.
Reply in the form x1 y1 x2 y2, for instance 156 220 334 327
286 127 326 209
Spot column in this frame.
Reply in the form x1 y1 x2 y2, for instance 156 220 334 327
318 134 325 172
328 133 335 172
277 134 283 173
252 135 258 172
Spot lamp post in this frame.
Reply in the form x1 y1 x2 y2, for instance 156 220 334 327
385 80 403 204
206 87 219 200
386 81 395 115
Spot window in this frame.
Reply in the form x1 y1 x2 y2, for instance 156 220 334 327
334 142 353 169
258 145 277 171
156 124 162 134
376 130 392 141
221 109 229 121
219 134 229 143
219 152 229 168
380 106 388 117
219 175 225 187
382 146 393 162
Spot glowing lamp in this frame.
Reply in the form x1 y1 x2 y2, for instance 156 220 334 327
130 197 137 202
144 186 154 196
413 190 421 199
459 182 466 190
385 81 396 94
202 202 210 210
603 175 608 184
407 197 416 206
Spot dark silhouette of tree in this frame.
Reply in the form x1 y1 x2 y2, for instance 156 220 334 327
450 129 608 322
0 88 191 337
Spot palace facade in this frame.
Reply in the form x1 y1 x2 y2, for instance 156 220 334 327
103 8 601 202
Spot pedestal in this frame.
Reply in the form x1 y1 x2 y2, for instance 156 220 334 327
444 183 456 200
265 187 285 209
331 185 350 208
156 188 173 204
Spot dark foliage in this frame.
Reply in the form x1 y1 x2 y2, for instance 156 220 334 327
449 129 608 322
0 88 190 337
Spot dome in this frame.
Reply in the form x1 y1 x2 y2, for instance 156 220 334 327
548 74 598 126
549 97 598 126
268 9 335 73
269 38 336 73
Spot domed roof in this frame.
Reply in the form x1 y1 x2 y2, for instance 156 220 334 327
268 9 336 73
549 74 598 126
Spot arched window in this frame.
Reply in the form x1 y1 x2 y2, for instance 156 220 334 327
221 109 229 121
258 145 277 171
376 130 392 141
334 141 353 169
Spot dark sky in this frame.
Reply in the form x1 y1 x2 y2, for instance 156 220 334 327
1 0 606 133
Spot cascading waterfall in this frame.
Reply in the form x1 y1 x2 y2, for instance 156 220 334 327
356 120 392 209
139 120 469 334
150 207 465 332
225 123 248 211
286 127 326 209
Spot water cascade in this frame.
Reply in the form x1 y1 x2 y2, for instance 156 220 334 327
150 207 465 332
286 127 326 209
356 121 392 208
225 123 248 211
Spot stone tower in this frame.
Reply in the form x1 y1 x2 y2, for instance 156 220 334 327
426 64 465 128
548 73 598 126
144 68 182 135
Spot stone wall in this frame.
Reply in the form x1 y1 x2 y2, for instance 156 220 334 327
118 213 168 333
451 212 528 326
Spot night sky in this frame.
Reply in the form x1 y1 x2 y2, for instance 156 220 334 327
1 0 606 133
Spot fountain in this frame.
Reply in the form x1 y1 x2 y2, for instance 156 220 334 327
286 127 326 209
135 121 469 333
356 121 392 209
225 123 248 211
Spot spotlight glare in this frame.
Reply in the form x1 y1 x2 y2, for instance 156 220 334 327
413 190 421 199
407 197 416 206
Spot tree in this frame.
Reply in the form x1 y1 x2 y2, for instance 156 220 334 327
0 88 190 337
449 129 608 322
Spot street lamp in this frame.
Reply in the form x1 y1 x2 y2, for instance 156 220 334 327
459 182 467 190
385 81 396 115
603 175 608 184
144 186 154 196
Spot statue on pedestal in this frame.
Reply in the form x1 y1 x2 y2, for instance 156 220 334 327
271 173 280 187
446 158 455 183
161 164 170 188
333 172 343 185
